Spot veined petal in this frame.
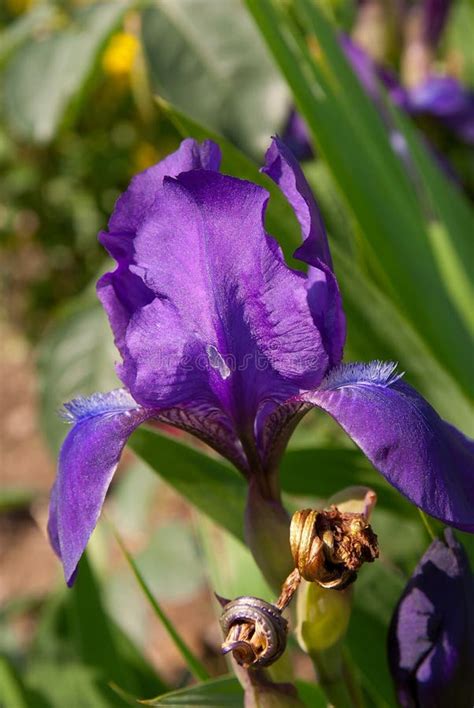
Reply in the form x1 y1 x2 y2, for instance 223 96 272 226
107 169 328 424
262 137 345 367
300 361 474 531
48 390 152 585
108 138 221 235
98 139 221 361
48 389 250 584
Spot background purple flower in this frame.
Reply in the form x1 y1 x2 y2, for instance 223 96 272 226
388 529 474 707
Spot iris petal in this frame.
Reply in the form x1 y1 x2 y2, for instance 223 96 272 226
262 137 345 367
105 169 328 423
48 390 151 585
108 138 221 235
262 136 332 269
300 361 474 531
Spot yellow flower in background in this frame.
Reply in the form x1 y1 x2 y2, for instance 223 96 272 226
6 0 35 14
102 32 139 78
133 142 161 173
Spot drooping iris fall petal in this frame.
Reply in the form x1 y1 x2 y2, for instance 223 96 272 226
300 362 474 532
48 390 151 585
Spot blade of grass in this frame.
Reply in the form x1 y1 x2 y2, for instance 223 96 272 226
108 518 210 682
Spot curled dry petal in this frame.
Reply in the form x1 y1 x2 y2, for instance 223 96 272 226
289 505 379 589
219 596 288 669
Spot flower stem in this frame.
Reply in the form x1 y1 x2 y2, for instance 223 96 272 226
308 643 361 708
244 478 294 593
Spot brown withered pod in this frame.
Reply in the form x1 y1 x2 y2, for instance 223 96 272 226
289 500 379 590
218 595 288 669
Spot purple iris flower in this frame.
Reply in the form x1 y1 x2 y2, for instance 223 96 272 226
409 75 474 145
47 137 474 586
388 529 474 707
342 35 474 145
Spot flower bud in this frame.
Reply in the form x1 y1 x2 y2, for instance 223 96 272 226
296 580 352 653
290 502 378 589
219 596 288 669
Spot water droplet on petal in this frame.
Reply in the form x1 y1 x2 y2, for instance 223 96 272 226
206 344 231 380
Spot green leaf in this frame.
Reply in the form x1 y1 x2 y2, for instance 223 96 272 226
346 609 395 708
330 241 473 432
0 655 30 708
129 427 247 542
244 0 473 395
142 0 288 158
141 675 243 706
111 522 210 682
387 104 474 335
0 4 55 67
294 680 327 708
4 2 129 143
24 660 117 708
280 447 415 517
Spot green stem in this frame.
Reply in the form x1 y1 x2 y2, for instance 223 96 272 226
309 643 359 708
244 478 294 593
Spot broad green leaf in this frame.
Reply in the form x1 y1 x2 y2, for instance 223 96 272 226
37 295 119 453
280 447 415 517
129 427 247 542
142 0 288 158
387 104 474 335
29 586 166 700
120 672 325 707
244 0 473 395
142 675 243 706
0 4 55 67
4 2 129 143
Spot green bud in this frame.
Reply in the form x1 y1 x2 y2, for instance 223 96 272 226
296 581 352 653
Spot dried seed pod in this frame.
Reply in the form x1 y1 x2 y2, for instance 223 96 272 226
290 505 379 590
219 596 288 669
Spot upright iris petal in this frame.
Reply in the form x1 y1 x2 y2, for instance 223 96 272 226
48 137 474 585
388 529 474 707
